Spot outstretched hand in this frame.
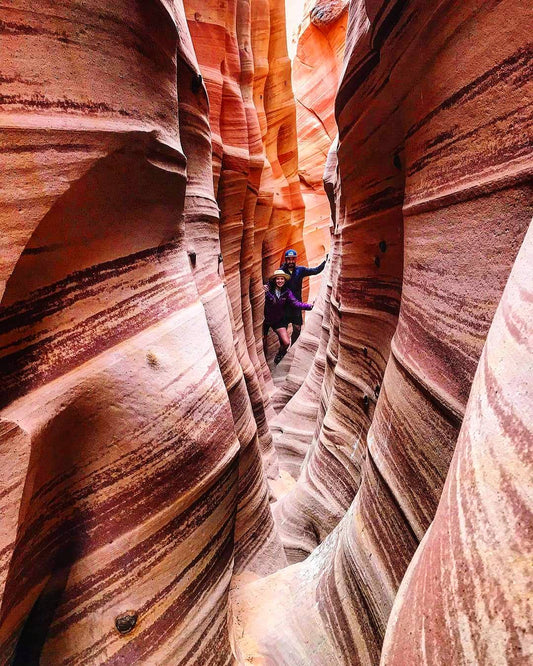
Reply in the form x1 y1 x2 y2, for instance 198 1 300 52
263 284 268 293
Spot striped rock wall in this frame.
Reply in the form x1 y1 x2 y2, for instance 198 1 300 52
293 0 347 299
234 0 532 662
177 1 286 581
183 0 308 378
0 0 304 661
382 223 533 665
269 0 348 487
1 0 531 663
0 1 243 662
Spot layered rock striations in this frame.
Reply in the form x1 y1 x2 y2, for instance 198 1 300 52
0 0 305 661
1 0 532 664
184 0 277 482
269 0 348 484
235 0 532 663
0 2 242 662
177 3 285 583
382 222 533 665
293 0 347 298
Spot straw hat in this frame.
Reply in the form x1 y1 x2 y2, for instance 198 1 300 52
270 269 291 281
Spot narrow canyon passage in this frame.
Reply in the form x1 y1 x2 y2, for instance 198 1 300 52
0 1 531 665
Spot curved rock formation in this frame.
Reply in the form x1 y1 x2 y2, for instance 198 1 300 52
293 0 347 298
270 0 347 413
0 0 302 660
1 0 531 664
270 261 331 480
382 222 533 665
275 0 532 556
177 4 285 581
234 0 532 662
0 2 242 662
184 0 278 481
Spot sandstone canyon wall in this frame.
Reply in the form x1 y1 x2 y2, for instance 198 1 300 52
236 0 532 663
0 0 301 662
0 0 532 665
267 0 347 411
293 0 347 297
0 2 241 662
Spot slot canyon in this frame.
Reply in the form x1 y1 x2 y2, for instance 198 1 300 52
0 0 532 663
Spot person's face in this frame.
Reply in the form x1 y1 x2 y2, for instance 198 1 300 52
275 276 286 288
286 256 296 269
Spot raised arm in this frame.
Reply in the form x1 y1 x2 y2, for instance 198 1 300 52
301 258 326 277
287 290 313 311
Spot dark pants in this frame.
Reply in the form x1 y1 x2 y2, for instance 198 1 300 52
283 309 303 327
284 309 303 344
263 320 285 336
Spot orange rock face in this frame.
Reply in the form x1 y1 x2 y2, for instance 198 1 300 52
382 223 533 665
234 0 532 663
293 0 347 298
269 0 347 480
0 0 299 661
0 2 247 662
1 0 532 664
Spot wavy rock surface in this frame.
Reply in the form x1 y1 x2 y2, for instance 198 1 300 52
382 222 533 665
0 0 306 661
293 0 347 299
270 0 348 486
1 0 532 664
178 3 285 581
269 261 331 485
235 0 532 662
0 3 243 662
184 0 277 481
271 0 346 410
276 0 532 560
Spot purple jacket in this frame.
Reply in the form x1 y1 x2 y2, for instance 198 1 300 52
264 286 312 326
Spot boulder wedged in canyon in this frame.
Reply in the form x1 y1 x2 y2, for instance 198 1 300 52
292 0 347 299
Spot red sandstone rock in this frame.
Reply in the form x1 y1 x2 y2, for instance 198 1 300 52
270 0 347 484
234 0 532 662
270 261 331 485
0 2 246 662
1 0 531 663
0 0 302 660
177 2 286 582
293 0 347 299
382 221 533 665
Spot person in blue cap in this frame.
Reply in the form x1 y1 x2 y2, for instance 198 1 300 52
280 248 327 344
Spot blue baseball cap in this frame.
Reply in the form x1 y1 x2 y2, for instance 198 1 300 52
285 249 297 257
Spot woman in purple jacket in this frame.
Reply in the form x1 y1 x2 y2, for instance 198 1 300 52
263 269 313 364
